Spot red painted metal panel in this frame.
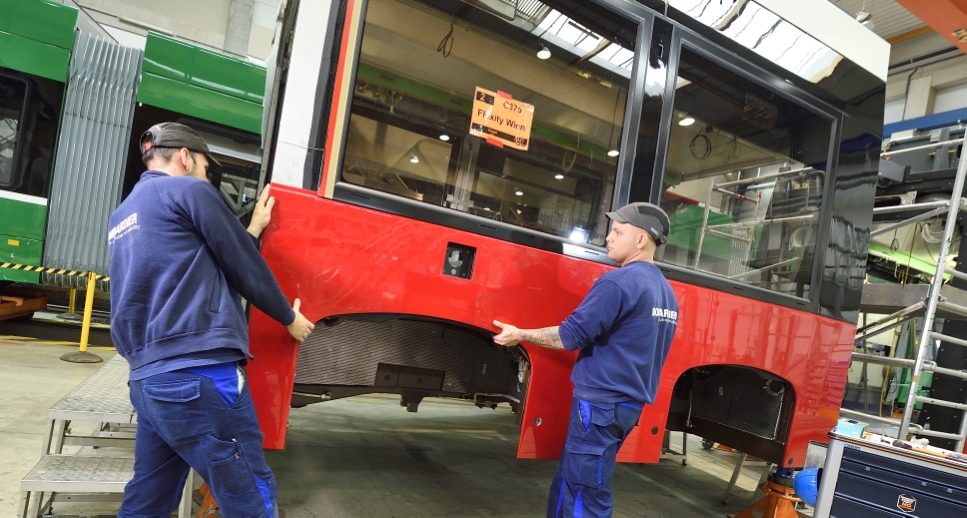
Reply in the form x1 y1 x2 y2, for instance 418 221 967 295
249 184 854 466
894 0 967 54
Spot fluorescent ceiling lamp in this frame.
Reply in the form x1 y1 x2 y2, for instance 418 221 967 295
439 134 450 142
607 149 619 157
679 116 695 126
530 10 633 74
515 190 524 196
554 174 564 179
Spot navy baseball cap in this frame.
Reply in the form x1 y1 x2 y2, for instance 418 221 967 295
606 202 670 245
140 122 222 167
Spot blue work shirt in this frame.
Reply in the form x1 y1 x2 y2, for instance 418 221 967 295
108 171 296 380
558 260 679 404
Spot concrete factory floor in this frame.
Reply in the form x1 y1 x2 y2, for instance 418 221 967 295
0 339 781 517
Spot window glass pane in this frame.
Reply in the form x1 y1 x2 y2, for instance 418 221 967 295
659 48 832 298
341 0 635 246
0 76 27 189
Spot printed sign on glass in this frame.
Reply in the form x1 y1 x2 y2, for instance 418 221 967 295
470 87 534 151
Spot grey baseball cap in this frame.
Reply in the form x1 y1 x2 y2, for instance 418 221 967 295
140 122 222 167
606 202 670 245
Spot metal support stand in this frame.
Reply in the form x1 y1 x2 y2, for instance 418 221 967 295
660 430 688 466
727 468 801 518
179 469 196 517
61 272 102 364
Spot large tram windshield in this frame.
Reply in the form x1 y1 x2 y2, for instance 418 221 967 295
659 48 832 298
342 0 634 246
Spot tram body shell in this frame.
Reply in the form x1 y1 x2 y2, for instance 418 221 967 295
249 0 888 467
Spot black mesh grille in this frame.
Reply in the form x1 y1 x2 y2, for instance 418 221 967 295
295 317 521 398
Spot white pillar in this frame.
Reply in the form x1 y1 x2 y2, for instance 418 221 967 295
903 75 936 120
225 0 255 57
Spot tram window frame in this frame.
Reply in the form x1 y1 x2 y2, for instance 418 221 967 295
650 32 842 308
327 0 656 263
0 73 30 193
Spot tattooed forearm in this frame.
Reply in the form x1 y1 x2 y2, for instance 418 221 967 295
519 326 564 350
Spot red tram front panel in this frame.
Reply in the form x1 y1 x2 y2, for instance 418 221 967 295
248 184 854 466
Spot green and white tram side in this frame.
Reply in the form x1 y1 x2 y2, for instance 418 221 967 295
0 0 266 291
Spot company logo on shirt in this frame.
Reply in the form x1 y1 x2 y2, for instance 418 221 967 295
652 307 678 324
108 213 139 245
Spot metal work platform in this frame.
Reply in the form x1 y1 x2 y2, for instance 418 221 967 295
20 354 196 518
860 283 967 320
18 455 133 517
42 354 135 456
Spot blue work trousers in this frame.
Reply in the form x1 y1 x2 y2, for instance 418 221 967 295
547 397 642 518
118 370 278 518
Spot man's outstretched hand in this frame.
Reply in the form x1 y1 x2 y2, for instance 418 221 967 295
287 298 315 343
492 320 521 347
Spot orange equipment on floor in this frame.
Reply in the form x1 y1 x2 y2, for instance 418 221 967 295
728 470 802 518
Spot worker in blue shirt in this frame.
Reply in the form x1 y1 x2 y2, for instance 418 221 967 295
109 122 315 518
493 202 679 518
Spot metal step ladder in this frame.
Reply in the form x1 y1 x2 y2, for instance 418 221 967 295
843 138 967 450
19 354 196 518
18 455 133 518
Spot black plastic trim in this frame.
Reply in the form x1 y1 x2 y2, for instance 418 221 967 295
302 0 347 191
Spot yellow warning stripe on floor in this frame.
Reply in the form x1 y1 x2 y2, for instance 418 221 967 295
0 262 109 283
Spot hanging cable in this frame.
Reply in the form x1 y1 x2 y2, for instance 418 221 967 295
437 23 454 57
689 133 711 159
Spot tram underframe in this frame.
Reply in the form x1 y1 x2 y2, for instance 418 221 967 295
291 315 524 413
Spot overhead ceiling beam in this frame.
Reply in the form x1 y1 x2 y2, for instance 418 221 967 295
886 25 935 45
894 0 967 54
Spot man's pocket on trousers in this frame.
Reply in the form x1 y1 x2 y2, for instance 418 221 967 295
209 437 259 497
142 378 215 442
563 439 606 489
590 402 616 427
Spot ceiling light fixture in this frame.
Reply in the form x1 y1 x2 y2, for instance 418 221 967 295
855 10 875 30
439 134 450 142
515 190 524 196
607 149 619 157
679 116 695 127
555 174 564 180
410 156 419 163
537 45 551 60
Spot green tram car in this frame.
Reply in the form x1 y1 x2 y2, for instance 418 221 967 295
0 0 265 296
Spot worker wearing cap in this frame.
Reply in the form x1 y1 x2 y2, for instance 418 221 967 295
109 122 315 518
493 202 679 518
